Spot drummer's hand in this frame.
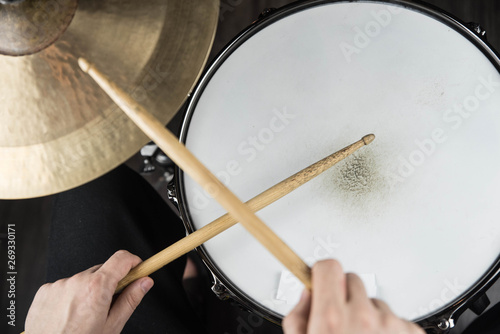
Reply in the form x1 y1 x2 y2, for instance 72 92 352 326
25 250 153 334
283 260 425 334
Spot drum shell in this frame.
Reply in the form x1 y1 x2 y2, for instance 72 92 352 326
171 0 500 332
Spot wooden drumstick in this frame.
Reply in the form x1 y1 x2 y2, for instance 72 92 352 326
78 57 373 291
78 58 312 289
114 134 374 293
17 137 374 334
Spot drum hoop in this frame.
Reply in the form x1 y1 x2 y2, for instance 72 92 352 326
176 0 500 329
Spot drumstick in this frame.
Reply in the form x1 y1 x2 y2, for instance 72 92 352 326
78 58 312 289
17 138 375 334
114 134 374 293
79 57 374 292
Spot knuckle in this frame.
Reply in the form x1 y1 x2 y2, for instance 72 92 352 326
37 282 52 295
361 316 378 332
53 277 70 290
380 313 403 331
345 272 360 281
88 271 106 290
354 308 378 332
345 273 363 288
374 298 388 308
316 259 343 272
114 249 130 258
113 249 142 264
40 282 51 289
87 272 113 306
124 291 141 312
282 314 305 332
323 308 343 331
325 317 342 332
312 259 344 283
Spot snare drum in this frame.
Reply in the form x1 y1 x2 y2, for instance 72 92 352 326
171 1 500 332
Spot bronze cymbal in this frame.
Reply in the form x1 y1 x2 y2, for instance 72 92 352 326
0 0 219 199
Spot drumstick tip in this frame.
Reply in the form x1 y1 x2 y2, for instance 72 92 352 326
78 57 91 73
362 134 375 145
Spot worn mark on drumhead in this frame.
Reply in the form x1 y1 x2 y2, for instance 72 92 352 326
335 153 376 195
320 145 391 218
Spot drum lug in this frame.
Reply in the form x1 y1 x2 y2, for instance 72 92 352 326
436 318 454 332
211 275 234 300
139 142 158 174
166 181 179 211
209 270 255 313
420 316 454 333
467 22 487 41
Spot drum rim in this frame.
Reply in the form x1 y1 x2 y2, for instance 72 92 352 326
175 0 500 330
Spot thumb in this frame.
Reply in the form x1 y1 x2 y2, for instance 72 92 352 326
106 277 154 333
283 289 312 334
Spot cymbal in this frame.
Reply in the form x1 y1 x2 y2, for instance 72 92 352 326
0 0 219 199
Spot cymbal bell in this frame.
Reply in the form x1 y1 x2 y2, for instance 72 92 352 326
0 0 77 56
0 0 219 199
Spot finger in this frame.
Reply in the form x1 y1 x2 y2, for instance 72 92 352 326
311 260 346 307
371 298 394 315
106 277 154 333
345 273 368 304
283 290 312 334
97 250 142 288
308 260 346 332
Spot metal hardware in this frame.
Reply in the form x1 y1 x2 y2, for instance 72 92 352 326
437 318 452 331
166 181 179 211
141 158 156 174
155 151 171 167
211 276 233 300
140 143 158 174
139 143 176 179
467 22 487 41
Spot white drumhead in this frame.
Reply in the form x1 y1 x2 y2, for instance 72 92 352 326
182 1 500 321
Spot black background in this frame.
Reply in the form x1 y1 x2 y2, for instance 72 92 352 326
1 1 500 333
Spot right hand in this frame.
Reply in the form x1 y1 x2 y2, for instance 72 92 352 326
283 260 425 334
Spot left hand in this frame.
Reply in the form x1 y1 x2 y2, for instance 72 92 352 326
25 250 153 334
